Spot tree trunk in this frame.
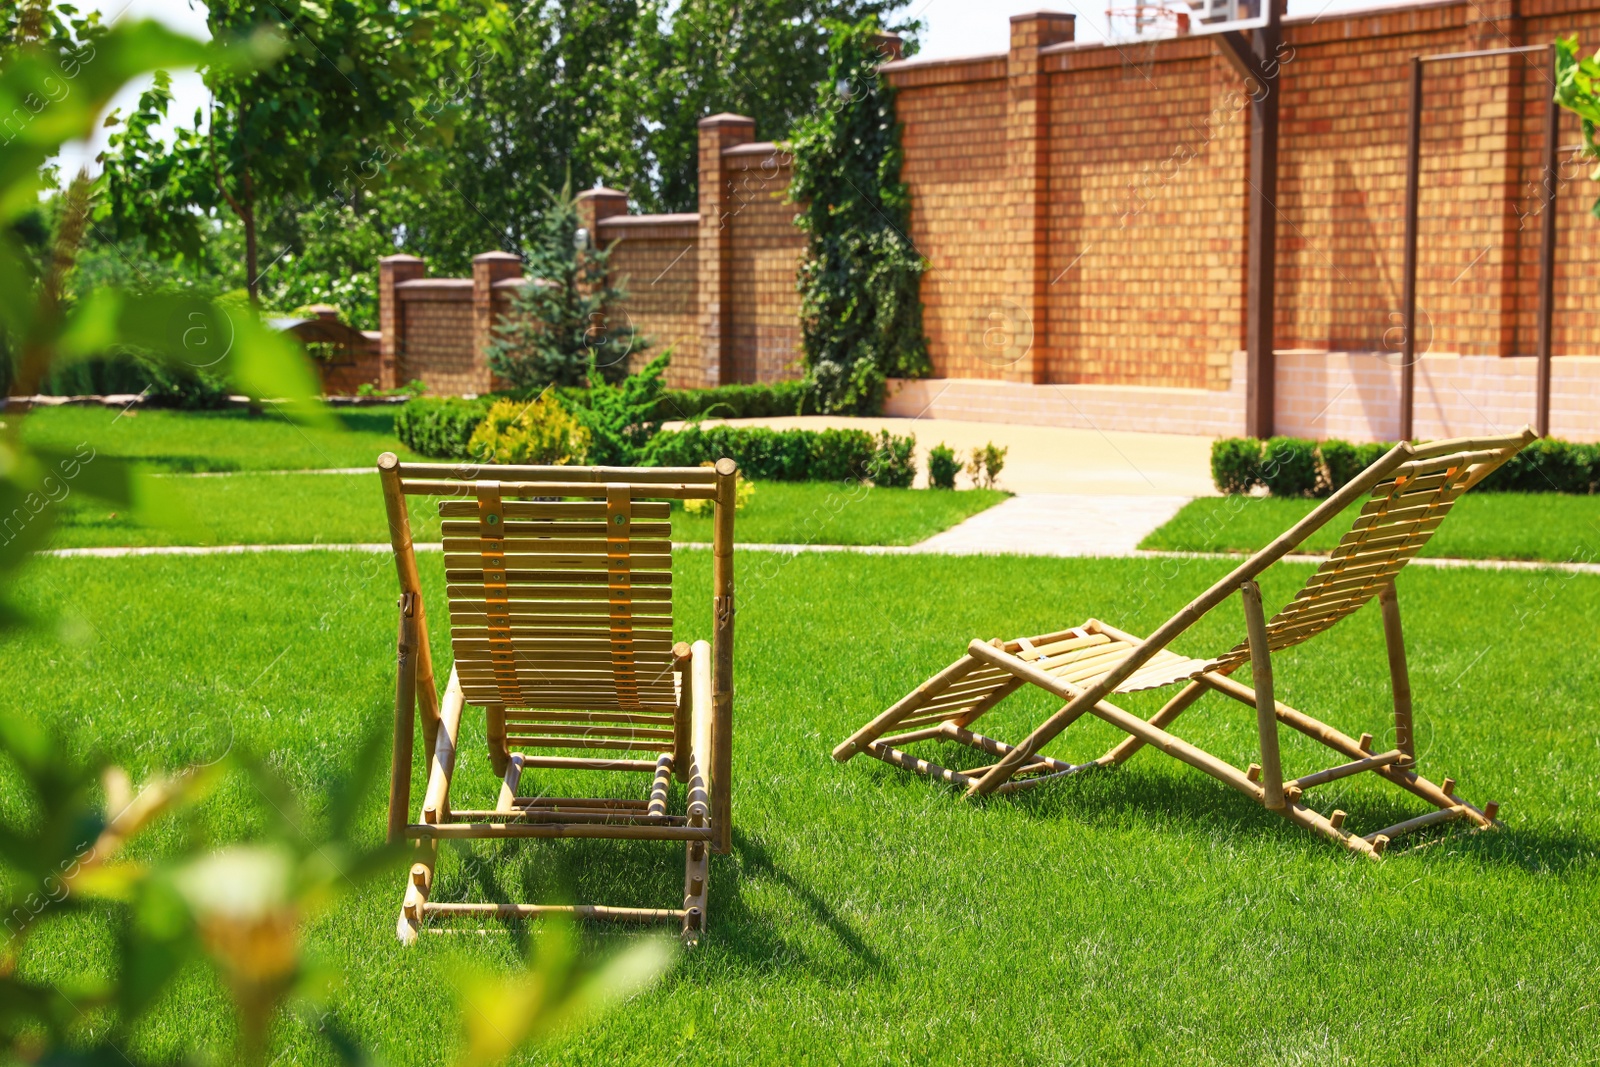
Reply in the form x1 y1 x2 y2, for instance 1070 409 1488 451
242 166 258 303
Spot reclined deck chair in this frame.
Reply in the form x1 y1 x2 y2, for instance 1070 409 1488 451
834 430 1535 857
378 454 737 944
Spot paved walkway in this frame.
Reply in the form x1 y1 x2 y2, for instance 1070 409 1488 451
916 493 1192 556
40 536 1600 575
663 415 1218 497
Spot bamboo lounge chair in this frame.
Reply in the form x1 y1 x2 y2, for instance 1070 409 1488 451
834 430 1536 857
378 454 737 944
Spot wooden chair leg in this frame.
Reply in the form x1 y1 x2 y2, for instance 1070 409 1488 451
486 705 509 777
422 669 465 825
1241 581 1285 810
397 841 437 945
682 840 709 947
1379 585 1415 761
388 594 419 845
672 642 692 783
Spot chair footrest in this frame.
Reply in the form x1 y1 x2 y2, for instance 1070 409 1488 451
1290 749 1408 791
1364 805 1471 844
422 901 686 923
448 808 687 826
408 821 712 841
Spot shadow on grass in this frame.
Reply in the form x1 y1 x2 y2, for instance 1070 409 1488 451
867 739 1599 875
707 828 885 978
425 827 884 978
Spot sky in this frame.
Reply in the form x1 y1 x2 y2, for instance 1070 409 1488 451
54 0 1408 178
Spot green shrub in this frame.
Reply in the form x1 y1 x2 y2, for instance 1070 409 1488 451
927 443 959 489
869 431 916 488
467 396 590 465
1211 437 1262 494
1318 438 1361 492
575 353 671 466
658 379 820 420
394 396 491 459
644 425 876 482
966 441 1008 490
1483 438 1597 493
1215 434 1596 497
1258 437 1320 497
39 352 231 408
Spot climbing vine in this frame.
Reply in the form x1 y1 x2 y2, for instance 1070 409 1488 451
1554 36 1600 218
789 17 929 414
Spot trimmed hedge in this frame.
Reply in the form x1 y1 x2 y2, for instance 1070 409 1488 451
644 425 878 482
394 381 826 460
1213 435 1600 496
505 380 822 420
659 380 821 420
394 396 491 459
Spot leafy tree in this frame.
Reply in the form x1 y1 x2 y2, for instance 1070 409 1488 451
97 0 469 300
1554 36 1600 218
485 179 644 389
389 0 654 265
390 0 920 257
639 0 915 212
789 17 928 414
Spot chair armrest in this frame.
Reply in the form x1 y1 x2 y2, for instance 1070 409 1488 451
687 640 714 825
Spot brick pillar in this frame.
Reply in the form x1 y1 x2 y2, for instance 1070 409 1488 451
575 186 630 239
378 254 425 390
1005 12 1074 384
472 251 522 392
697 113 756 387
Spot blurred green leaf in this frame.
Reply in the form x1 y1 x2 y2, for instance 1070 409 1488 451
454 919 673 1067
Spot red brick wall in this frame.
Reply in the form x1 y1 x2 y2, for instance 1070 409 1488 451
1272 0 1599 362
1041 40 1247 388
396 281 483 395
379 0 1600 400
892 61 1010 380
601 215 703 386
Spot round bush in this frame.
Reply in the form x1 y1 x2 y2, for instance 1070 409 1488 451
467 396 590 465
1211 437 1263 494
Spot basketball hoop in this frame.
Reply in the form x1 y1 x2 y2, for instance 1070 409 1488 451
1105 2 1192 40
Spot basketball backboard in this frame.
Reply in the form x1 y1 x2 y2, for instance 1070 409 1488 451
1102 0 1273 45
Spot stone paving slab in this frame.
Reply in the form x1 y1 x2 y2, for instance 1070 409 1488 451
914 493 1193 557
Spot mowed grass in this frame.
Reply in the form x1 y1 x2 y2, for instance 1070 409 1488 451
42 475 1006 549
1142 492 1600 564
4 548 1597 1064
11 404 421 472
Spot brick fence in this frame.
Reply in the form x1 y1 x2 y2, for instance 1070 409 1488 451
376 0 1600 440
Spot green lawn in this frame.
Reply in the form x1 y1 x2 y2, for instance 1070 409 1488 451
5 549 1598 1064
11 404 422 472
43 474 1007 549
1142 493 1600 564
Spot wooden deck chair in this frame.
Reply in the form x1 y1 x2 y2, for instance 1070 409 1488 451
834 429 1536 857
377 453 738 944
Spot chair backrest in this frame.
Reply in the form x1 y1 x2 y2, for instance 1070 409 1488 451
441 483 678 712
379 459 735 722
1203 429 1533 672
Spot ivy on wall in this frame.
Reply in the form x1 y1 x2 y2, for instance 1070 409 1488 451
1554 36 1600 218
788 17 929 415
